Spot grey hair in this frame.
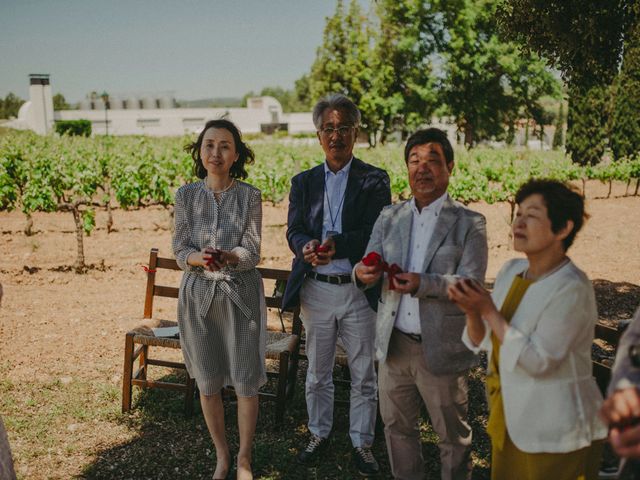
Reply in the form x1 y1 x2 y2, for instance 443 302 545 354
312 93 361 130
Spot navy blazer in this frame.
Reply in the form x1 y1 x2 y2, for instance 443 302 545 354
282 157 391 311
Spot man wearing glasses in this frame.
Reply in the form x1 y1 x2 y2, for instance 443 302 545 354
283 93 391 476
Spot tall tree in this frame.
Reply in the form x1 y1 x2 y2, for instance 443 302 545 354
610 4 640 161
0 93 25 119
440 0 559 147
497 0 633 163
53 93 70 110
308 0 379 143
371 0 440 142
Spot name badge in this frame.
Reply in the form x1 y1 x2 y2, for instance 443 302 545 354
326 230 339 239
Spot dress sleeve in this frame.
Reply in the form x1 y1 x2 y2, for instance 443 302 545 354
231 188 262 271
172 187 200 272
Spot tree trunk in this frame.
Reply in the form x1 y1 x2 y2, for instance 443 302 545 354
71 207 86 272
635 178 640 196
464 122 474 148
24 212 33 236
607 180 612 198
106 200 113 233
105 183 114 233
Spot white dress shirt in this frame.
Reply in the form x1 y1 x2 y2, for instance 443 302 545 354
316 158 353 275
394 192 447 334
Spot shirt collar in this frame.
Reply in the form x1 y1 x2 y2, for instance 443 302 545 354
410 192 448 216
324 157 353 177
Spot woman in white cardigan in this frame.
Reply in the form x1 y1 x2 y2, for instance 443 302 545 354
448 179 607 480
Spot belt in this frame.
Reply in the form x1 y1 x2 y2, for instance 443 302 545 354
307 271 352 285
394 328 422 343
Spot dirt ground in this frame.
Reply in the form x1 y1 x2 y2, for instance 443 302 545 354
1 179 640 478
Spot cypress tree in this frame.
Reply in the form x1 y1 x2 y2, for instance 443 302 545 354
552 102 564 149
566 82 608 165
610 6 640 160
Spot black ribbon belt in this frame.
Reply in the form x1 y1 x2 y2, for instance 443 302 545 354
394 328 422 343
307 271 352 285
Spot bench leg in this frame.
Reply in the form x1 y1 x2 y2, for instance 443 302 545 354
122 333 135 413
139 345 149 380
275 351 290 424
185 375 196 417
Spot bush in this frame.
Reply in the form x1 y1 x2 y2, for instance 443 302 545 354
55 120 92 137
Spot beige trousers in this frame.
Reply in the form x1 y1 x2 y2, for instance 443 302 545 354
379 330 472 480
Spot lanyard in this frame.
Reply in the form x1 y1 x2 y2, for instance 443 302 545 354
324 175 347 232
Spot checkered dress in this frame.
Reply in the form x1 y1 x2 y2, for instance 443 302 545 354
172 180 266 397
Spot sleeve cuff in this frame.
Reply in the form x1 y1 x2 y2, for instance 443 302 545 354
462 322 492 354
499 326 527 372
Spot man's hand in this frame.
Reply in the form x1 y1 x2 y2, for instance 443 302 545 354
303 238 336 266
600 387 640 459
392 272 420 295
355 261 383 286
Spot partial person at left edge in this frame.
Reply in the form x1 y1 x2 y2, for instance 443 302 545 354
0 283 18 480
173 119 265 480
282 93 391 477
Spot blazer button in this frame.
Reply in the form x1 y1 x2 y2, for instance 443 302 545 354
391 311 396 316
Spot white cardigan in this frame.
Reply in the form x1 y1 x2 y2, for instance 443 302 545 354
462 258 607 453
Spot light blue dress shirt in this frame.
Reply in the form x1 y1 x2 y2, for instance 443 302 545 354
316 158 353 275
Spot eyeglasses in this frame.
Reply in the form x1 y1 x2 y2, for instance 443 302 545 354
319 125 355 137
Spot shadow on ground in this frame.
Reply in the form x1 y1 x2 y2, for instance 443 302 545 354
81 364 491 479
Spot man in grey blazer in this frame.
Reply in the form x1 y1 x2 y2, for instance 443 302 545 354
354 128 488 480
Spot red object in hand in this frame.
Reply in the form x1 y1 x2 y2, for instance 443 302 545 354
361 251 404 290
315 244 329 254
385 263 403 290
362 251 383 267
205 248 222 266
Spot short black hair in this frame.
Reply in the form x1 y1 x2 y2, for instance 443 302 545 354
515 179 588 251
404 128 454 164
186 119 255 180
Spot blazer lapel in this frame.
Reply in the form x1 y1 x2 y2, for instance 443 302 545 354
422 195 459 272
309 164 325 240
342 157 366 231
395 201 413 270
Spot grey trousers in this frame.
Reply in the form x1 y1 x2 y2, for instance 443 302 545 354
379 330 472 480
299 278 377 447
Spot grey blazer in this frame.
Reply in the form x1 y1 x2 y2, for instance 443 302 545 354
358 195 488 375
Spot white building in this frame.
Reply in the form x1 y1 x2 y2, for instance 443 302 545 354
9 75 315 136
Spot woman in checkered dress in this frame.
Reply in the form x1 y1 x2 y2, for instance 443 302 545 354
173 119 265 480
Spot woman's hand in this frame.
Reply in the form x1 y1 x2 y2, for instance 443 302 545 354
187 248 239 272
447 278 495 317
448 278 508 343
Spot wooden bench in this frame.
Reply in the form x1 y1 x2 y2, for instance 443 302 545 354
593 322 629 394
122 248 302 422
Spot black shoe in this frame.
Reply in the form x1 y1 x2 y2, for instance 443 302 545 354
296 434 329 464
353 446 379 477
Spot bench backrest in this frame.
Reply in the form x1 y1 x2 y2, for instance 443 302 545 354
142 248 299 330
593 322 628 394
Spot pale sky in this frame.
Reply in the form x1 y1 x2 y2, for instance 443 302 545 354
0 0 349 103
